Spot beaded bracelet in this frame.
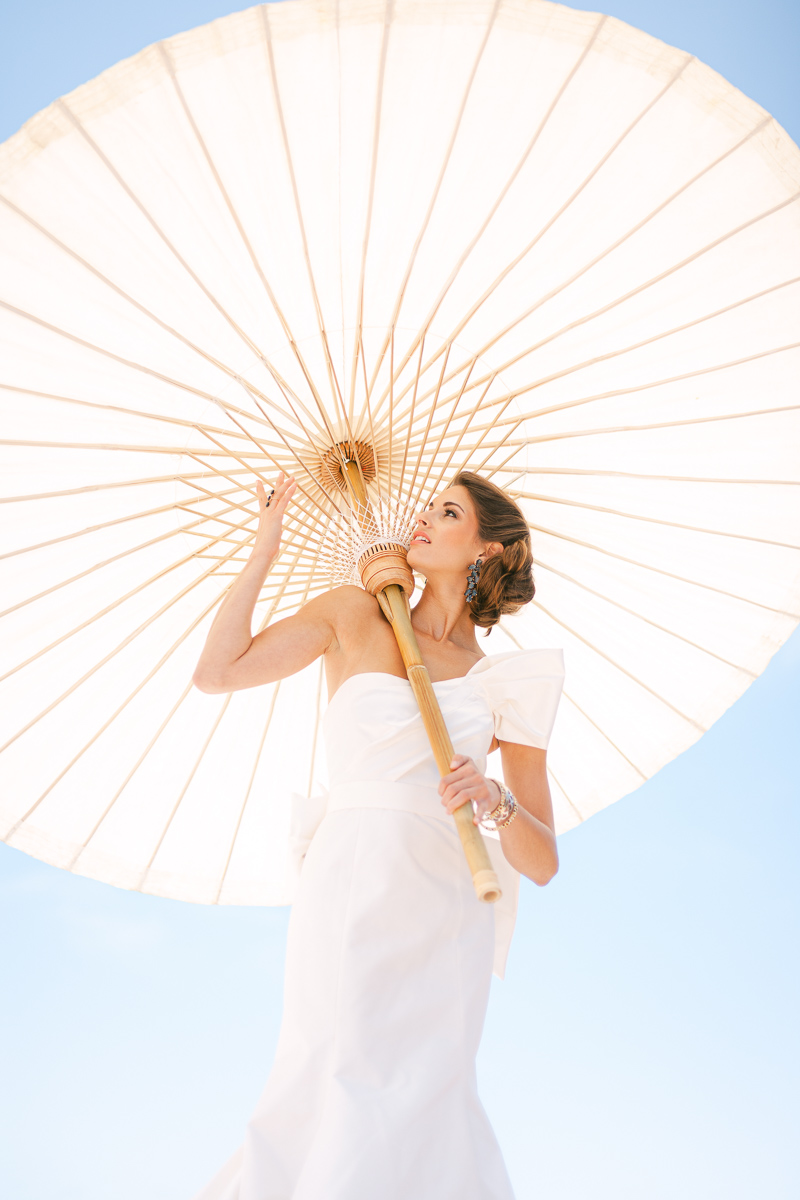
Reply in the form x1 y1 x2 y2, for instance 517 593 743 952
480 779 518 832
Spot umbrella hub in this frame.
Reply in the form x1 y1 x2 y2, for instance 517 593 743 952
319 440 376 494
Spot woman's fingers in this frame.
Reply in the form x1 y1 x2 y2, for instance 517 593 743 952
257 473 295 514
438 756 503 817
250 473 296 561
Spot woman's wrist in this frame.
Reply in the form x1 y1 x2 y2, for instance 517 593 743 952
479 779 518 832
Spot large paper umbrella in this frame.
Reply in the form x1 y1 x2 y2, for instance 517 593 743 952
1 0 798 906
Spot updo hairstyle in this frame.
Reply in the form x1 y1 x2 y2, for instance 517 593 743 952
451 472 534 631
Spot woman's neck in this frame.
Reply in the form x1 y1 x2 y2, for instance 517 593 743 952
411 578 478 648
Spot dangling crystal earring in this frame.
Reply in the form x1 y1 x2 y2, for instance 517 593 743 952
465 557 482 602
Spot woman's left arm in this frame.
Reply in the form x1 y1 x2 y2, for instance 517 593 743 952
438 743 558 886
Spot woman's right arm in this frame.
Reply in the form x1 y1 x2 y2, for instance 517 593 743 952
192 473 336 694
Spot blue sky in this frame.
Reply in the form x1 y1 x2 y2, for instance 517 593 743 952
1 2 798 1198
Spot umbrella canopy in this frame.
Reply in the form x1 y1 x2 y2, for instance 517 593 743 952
0 0 798 905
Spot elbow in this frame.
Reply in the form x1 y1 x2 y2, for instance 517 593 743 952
192 666 227 694
534 861 558 887
533 847 559 887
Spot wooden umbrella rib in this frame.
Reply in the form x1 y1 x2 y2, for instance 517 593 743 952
0 511 259 692
212 682 280 905
0 435 257 457
533 599 706 733
246 584 328 611
0 479 252 562
516 488 800 552
545 766 585 823
0 194 309 441
404 358 477 511
370 13 609 421
381 115 780 424
335 2 348 424
528 520 800 619
233 375 329 446
446 361 800 499
434 201 800 421
393 54 695 401
306 658 326 797
510 466 800 487
535 558 757 677
560 689 646 783
160 38 342 447
387 329 394 493
345 0 394 416
195 555 252 563
55 97 289 380
185 432 305 523
65 681 196 871
201 392 345 516
477 271 800 423
4 532 256 829
497 618 648 781
0 465 249 509
354 333 386 506
0 380 264 445
140 693 236 880
0 494 258 619
214 532 326 902
212 544 326 903
410 48 688 375
141 526 320 886
64 526 321 867
396 336 426 503
0 293 311 443
255 13 350 443
180 451 331 551
180 457 262 520
393 273 800 439
402 342 452 515
407 113 778 417
377 44 692 424
446 393 527 484
231 374 344 509
415 376 511 507
401 337 800 457
364 0 502 405
478 385 800 452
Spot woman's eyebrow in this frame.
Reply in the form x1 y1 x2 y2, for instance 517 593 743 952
443 501 464 512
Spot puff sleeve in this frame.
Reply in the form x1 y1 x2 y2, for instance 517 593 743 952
469 649 565 748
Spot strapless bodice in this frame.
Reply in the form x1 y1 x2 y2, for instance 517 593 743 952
323 650 566 792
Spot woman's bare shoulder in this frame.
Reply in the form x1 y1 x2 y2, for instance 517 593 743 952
309 584 382 627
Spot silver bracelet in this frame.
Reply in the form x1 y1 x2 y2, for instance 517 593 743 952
480 779 518 832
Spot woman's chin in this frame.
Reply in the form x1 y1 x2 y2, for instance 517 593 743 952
406 545 430 572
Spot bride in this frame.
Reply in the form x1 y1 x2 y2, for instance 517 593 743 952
191 470 564 1200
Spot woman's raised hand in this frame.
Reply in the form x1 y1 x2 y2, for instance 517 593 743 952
438 754 501 826
253 472 297 563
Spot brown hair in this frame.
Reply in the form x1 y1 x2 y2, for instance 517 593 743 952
451 471 534 631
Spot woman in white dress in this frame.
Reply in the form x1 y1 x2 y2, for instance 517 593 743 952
191 472 564 1200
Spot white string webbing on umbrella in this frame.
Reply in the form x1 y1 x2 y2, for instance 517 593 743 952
0 0 798 903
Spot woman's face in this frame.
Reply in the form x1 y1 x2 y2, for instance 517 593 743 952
406 485 485 576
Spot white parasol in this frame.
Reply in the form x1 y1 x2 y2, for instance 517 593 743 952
0 0 798 906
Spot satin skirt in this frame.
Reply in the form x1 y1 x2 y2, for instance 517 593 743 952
192 782 516 1200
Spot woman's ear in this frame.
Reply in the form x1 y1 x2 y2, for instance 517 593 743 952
481 541 504 562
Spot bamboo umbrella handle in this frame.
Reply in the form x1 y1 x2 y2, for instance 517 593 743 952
340 457 501 903
380 583 502 905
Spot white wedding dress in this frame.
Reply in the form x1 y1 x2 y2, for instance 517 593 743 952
193 649 564 1200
